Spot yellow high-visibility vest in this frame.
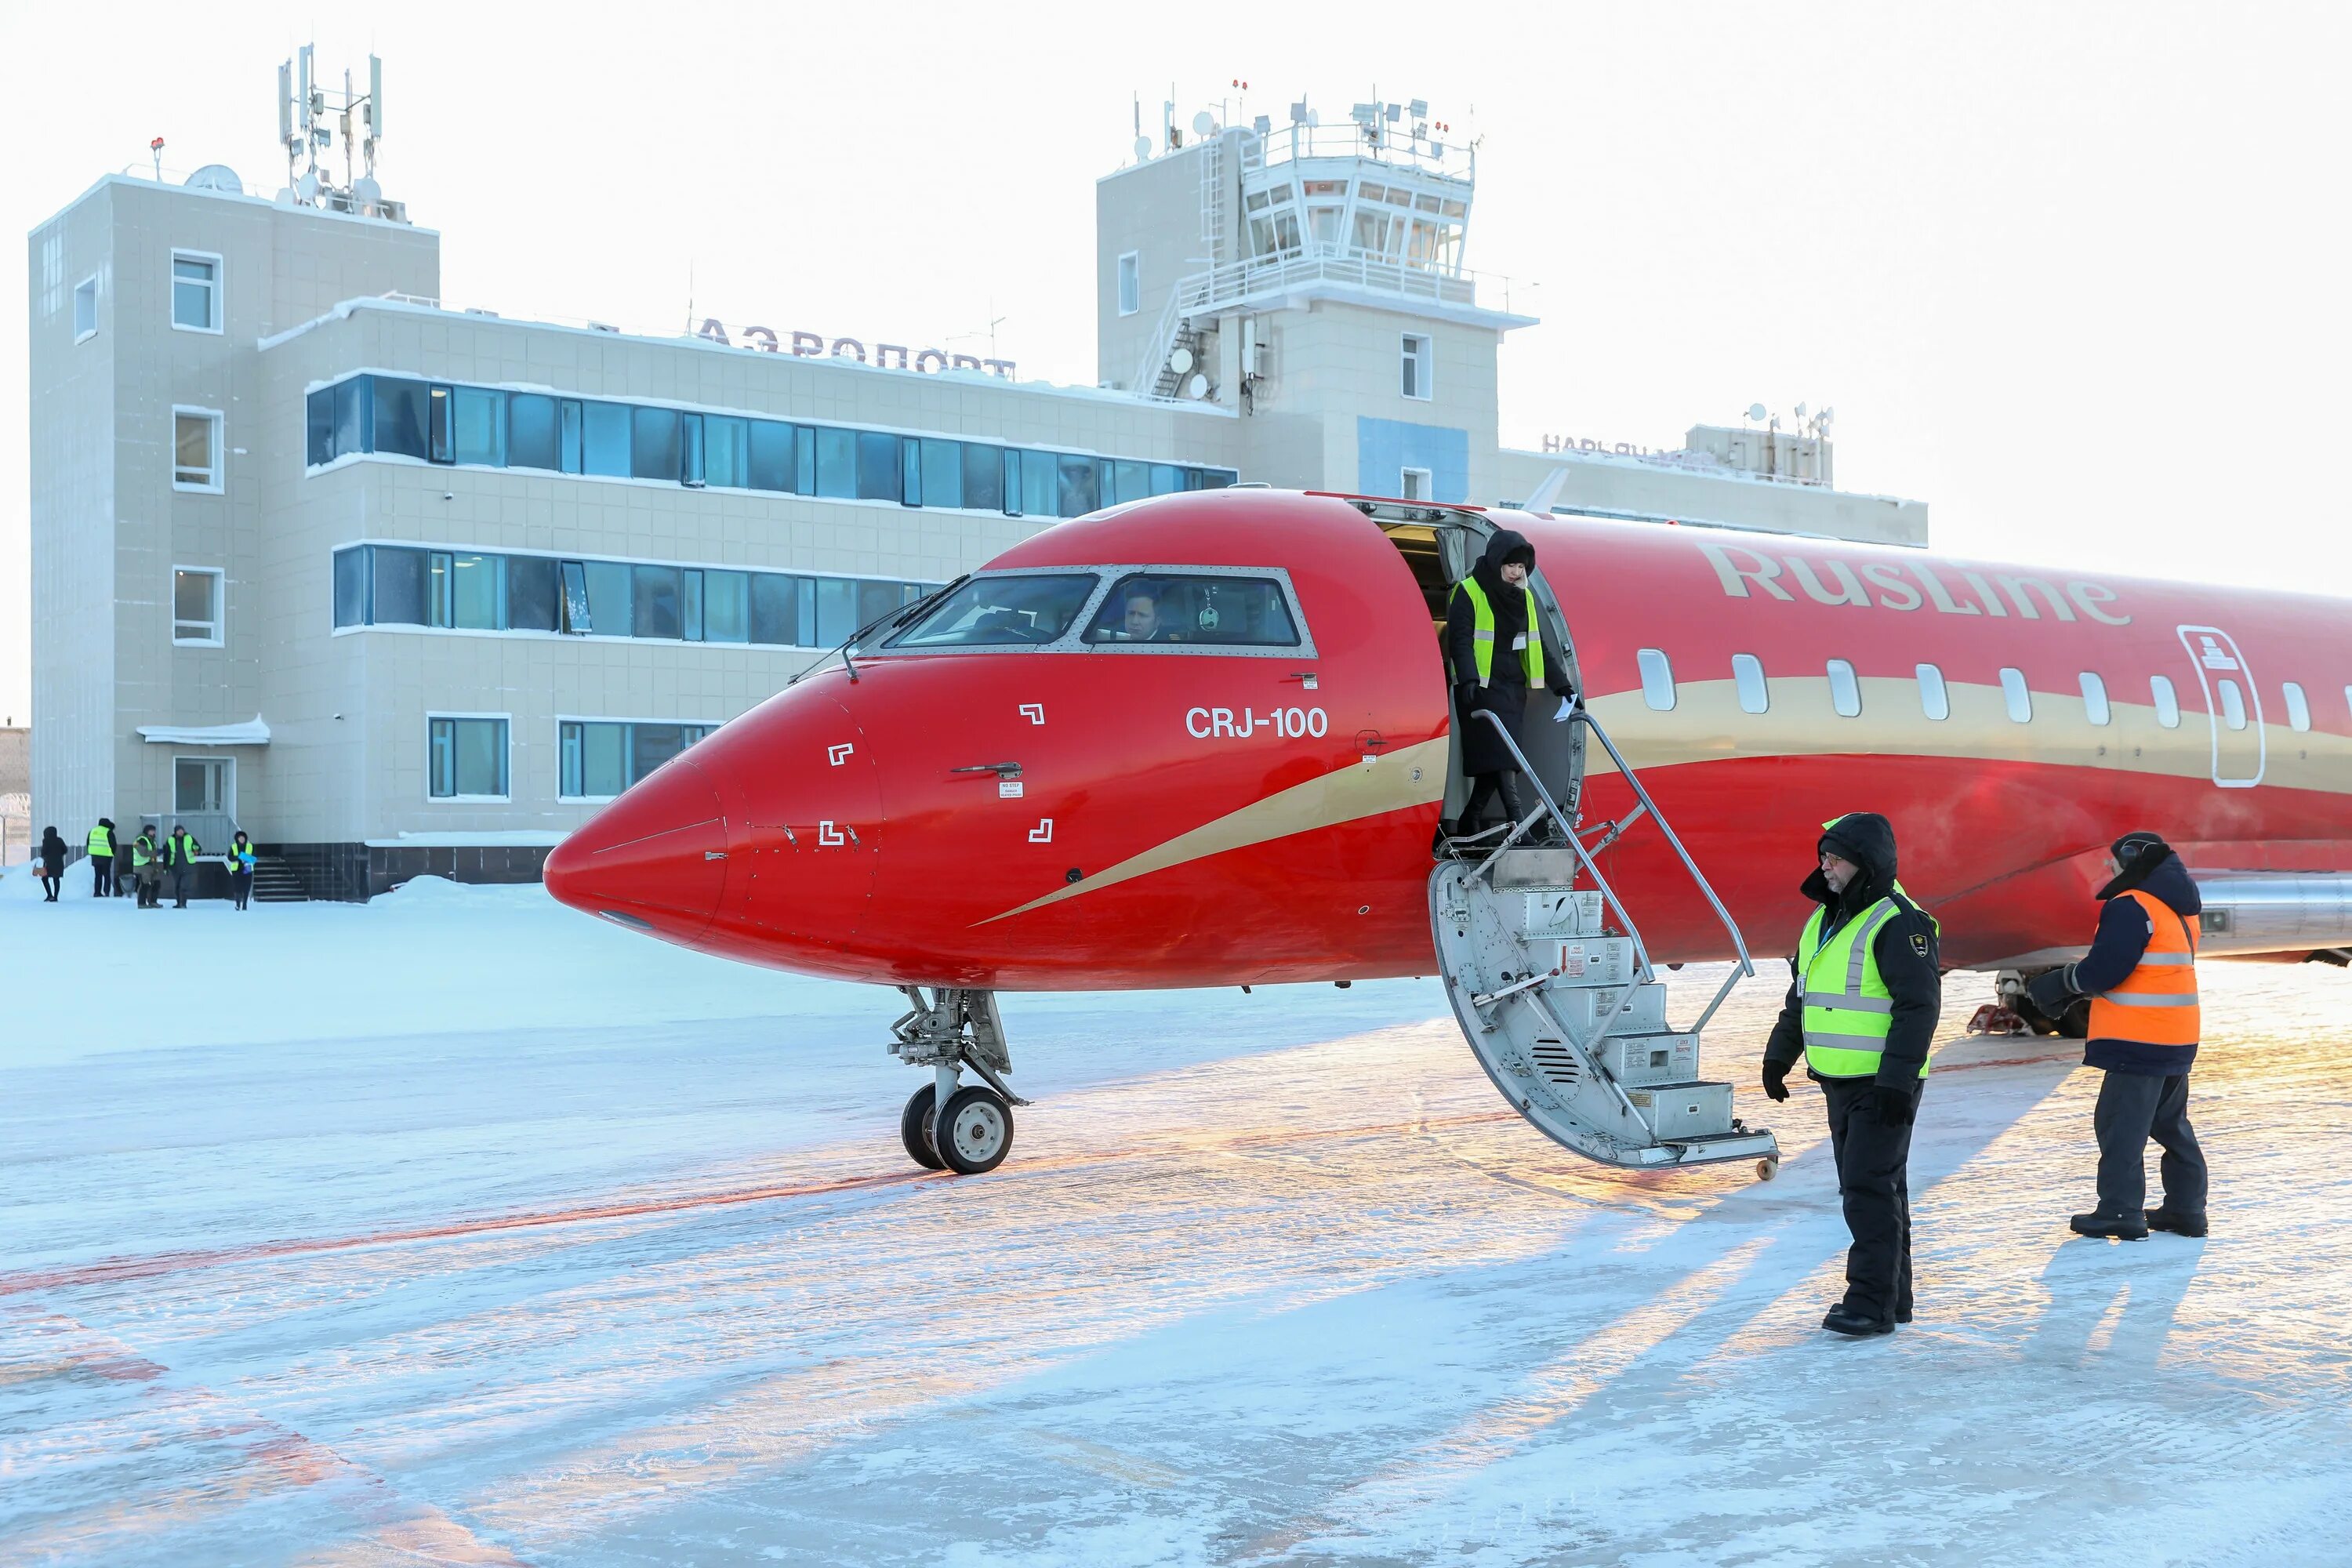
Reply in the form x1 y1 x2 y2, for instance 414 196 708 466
1450 578 1544 687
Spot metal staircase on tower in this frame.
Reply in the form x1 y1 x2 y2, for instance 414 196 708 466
1432 707 1780 1176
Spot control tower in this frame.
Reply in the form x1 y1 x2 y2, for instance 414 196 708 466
1098 95 1536 504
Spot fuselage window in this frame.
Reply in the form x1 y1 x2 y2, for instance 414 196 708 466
1637 648 1675 711
1999 667 2032 724
886 573 1098 648
1916 662 1949 721
1826 659 1862 717
1083 572 1300 647
1732 653 1768 714
2217 678 2248 731
2079 672 2111 726
2151 674 2182 728
2282 681 2311 731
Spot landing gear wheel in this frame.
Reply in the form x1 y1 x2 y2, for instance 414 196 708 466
899 1084 946 1171
934 1084 1014 1175
1756 1156 1780 1182
2057 1000 2092 1040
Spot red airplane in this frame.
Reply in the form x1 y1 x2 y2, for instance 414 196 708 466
544 490 2352 1176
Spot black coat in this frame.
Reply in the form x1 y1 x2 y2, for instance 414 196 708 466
2028 842 2203 1075
1764 811 1944 1087
40 832 67 873
1446 528 1573 777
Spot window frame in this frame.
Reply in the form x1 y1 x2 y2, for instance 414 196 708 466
1400 332 1433 401
1117 250 1141 317
1916 662 1949 721
171 564 224 647
426 713 513 803
169 249 223 334
1637 648 1676 711
1825 658 1862 718
1080 570 1305 651
557 716 721 804
878 564 1316 661
1399 466 1432 502
1732 653 1769 714
1998 667 2033 724
2151 674 2182 729
2079 671 2111 726
2281 681 2311 733
172 405 225 492
74 274 100 343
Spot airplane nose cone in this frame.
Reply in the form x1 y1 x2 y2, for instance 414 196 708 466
544 758 728 938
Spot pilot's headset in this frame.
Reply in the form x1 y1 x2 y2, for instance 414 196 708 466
1196 581 1221 633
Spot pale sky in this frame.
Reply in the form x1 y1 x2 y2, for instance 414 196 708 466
5 2 2347 722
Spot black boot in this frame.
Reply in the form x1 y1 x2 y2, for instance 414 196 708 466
2145 1208 2208 1238
1821 1305 1895 1337
2070 1211 2149 1240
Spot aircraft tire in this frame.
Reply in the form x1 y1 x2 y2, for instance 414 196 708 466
899 1084 946 1171
935 1085 1014 1175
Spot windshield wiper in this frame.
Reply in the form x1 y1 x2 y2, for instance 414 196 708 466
791 573 972 687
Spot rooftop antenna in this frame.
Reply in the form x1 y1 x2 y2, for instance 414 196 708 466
277 45 387 212
149 136 165 180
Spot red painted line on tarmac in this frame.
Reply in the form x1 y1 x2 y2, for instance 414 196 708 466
0 1167 939 1298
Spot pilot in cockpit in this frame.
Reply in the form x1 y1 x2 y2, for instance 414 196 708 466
1115 589 1181 644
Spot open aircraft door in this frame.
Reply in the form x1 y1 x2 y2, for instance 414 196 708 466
2177 626 2266 789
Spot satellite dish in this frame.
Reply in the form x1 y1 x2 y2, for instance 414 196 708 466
185 164 243 192
274 187 298 205
351 175 382 209
1186 372 1211 399
1169 347 1194 376
1306 109 1320 128
296 169 321 204
1133 135 1152 161
1746 402 1767 422
1192 111 1214 137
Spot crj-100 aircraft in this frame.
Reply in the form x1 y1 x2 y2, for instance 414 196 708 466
545 489 2352 1176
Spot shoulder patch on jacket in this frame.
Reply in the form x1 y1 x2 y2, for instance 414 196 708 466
1911 932 1930 956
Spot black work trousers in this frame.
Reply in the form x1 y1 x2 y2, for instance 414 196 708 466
1461 770 1530 832
171 867 194 908
89 854 113 896
2093 1069 2206 1218
1820 1075 1920 1323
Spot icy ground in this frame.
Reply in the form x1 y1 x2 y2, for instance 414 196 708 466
2 871 2349 1567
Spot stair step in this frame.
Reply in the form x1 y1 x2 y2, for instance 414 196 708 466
1624 1080 1737 1140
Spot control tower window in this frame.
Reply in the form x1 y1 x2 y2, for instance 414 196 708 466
1117 252 1140 316
1401 334 1432 401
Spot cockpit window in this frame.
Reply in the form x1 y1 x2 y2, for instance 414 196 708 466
885 573 1098 648
1083 572 1301 648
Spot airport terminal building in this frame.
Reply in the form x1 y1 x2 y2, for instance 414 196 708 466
27 85 1926 897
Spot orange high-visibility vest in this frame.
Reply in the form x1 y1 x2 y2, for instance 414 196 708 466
2086 888 2201 1046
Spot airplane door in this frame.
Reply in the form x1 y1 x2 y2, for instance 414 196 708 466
2176 625 2265 788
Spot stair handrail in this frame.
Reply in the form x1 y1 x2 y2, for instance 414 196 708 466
1570 706 1757 1035
1465 709 1655 988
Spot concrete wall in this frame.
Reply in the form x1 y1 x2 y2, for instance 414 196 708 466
1096 144 1212 394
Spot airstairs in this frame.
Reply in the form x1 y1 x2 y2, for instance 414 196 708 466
1433 707 1780 1174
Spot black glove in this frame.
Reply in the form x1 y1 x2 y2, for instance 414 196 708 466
1762 1060 1791 1102
2025 968 2074 1018
1453 683 1479 716
1873 1083 1918 1127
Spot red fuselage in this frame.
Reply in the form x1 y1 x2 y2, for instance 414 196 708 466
545 491 2352 983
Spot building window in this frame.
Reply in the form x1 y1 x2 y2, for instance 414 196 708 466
172 408 223 491
559 720 716 801
1733 653 1769 713
1917 663 1949 721
2151 675 2182 729
2080 672 2111 726
2281 681 2310 733
1117 251 1141 316
1400 333 1432 400
1637 648 1675 711
1400 466 1432 501
172 566 223 645
170 251 221 332
1826 659 1862 717
74 275 99 343
428 716 510 800
1999 667 2033 723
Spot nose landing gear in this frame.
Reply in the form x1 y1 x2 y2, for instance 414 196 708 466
890 987 1027 1174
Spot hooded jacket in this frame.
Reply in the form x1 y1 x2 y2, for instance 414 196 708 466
1763 811 1944 1087
1443 529 1571 697
2031 836 2203 1074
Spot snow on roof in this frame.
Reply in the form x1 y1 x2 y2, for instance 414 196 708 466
136 717 270 746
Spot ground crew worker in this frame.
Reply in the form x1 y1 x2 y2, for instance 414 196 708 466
2029 832 2209 1240
1443 528 1576 838
165 824 201 909
86 817 116 896
132 826 162 907
227 829 257 911
1761 812 1943 1336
